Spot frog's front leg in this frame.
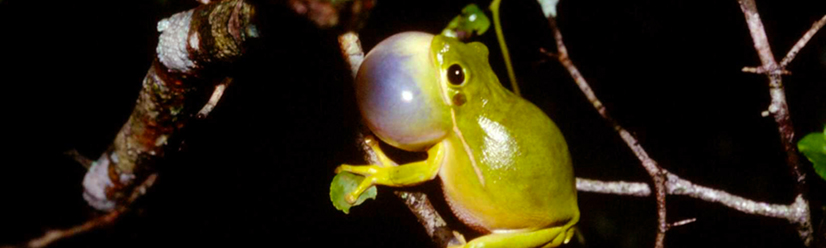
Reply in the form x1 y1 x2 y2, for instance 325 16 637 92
451 216 579 248
335 141 446 204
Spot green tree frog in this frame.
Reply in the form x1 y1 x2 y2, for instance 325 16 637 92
337 32 579 248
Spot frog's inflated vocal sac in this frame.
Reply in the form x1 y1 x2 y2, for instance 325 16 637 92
337 32 579 248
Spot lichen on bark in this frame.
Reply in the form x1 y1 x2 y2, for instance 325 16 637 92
83 0 258 211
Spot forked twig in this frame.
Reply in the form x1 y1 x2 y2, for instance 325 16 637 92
735 0 821 245
545 1 823 245
546 16 669 248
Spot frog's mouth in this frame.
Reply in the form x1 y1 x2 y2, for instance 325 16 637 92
355 32 451 152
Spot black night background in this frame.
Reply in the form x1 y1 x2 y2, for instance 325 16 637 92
0 0 824 247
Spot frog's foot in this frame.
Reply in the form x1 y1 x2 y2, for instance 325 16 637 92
335 164 384 204
450 218 578 248
335 142 446 204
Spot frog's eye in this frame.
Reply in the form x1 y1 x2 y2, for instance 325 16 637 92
355 32 451 152
447 64 465 85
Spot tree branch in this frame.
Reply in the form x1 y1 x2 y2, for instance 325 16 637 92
576 174 808 224
546 16 670 248
82 0 258 212
546 1 822 245
576 178 650 196
737 0 817 245
10 0 380 247
9 2 257 247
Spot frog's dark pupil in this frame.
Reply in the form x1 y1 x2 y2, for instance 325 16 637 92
447 64 464 85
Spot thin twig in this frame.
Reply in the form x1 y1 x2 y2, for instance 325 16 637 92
338 32 364 78
668 218 697 229
779 15 826 68
24 174 158 248
742 66 791 75
553 3 821 244
197 78 233 119
25 211 121 248
576 178 650 196
63 149 94 169
737 0 814 245
547 16 669 248
576 174 808 224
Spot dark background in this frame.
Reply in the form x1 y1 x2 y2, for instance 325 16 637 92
1 0 824 247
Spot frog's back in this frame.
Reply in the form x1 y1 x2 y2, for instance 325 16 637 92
439 95 578 232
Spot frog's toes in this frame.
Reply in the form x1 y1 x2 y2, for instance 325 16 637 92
563 226 576 244
334 165 346 174
342 174 378 204
345 193 358 204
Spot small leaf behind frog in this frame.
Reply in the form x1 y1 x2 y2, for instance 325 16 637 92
330 172 377 214
797 127 826 181
441 4 490 40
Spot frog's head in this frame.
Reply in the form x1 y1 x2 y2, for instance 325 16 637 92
430 34 507 117
356 32 504 151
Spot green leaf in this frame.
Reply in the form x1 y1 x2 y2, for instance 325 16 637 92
797 127 826 181
330 172 377 214
442 4 491 40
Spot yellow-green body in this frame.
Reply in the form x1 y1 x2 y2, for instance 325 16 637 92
338 32 578 248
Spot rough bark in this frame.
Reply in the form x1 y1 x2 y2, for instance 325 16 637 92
82 0 258 211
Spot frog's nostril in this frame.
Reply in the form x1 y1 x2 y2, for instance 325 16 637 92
355 32 450 152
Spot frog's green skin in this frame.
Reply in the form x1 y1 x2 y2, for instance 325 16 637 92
337 32 578 248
